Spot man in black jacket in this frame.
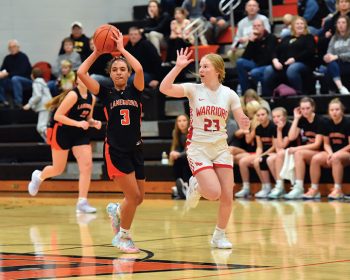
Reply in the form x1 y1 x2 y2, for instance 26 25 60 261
236 19 277 93
0 40 32 107
125 27 162 89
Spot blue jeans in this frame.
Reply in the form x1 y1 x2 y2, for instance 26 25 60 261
326 60 350 80
263 62 310 96
236 58 267 92
0 75 32 105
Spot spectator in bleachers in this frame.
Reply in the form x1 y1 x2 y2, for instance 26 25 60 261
22 68 52 141
50 60 76 96
165 7 193 63
59 21 90 61
169 114 192 199
284 97 324 199
125 27 162 89
280 14 294 39
298 0 333 35
0 39 32 108
52 37 81 78
227 0 270 66
88 38 113 88
182 0 208 45
323 15 350 94
317 0 350 59
263 16 316 96
142 0 171 55
267 107 300 199
236 19 277 93
203 0 230 44
304 98 349 200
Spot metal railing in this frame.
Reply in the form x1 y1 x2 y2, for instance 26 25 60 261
182 17 208 81
219 0 241 39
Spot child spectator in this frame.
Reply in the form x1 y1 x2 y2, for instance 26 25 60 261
280 14 294 38
23 68 52 141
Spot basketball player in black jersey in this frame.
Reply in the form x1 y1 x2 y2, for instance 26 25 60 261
78 29 144 253
27 77 102 214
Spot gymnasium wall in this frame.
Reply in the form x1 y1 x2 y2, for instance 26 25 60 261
0 0 147 66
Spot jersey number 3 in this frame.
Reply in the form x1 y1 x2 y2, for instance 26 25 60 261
120 109 130 126
204 118 220 131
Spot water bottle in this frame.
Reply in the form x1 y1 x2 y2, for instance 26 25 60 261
161 151 169 165
236 84 242 96
315 80 321 95
257 81 262 96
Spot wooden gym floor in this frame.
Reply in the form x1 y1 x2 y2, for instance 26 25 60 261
0 191 350 279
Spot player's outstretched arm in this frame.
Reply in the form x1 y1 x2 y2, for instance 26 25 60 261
160 48 194 98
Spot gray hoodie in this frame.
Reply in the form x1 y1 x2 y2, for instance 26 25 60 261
28 77 52 112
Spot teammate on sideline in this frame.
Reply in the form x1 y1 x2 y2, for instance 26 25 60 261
27 77 101 214
160 48 250 249
77 29 145 254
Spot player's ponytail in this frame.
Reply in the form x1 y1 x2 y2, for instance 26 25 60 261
45 89 70 110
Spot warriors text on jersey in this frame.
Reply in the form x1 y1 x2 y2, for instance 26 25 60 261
182 83 241 143
98 84 142 152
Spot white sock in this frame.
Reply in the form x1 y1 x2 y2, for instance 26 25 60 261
213 226 225 238
295 180 303 189
263 183 272 190
334 183 342 190
242 182 250 189
276 180 284 188
120 227 130 237
311 184 318 190
78 197 87 203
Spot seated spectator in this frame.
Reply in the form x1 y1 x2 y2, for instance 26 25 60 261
59 21 90 61
304 98 349 200
0 39 32 108
227 0 271 66
240 89 271 115
284 97 324 199
298 0 332 35
125 27 162 89
323 15 350 94
203 0 230 44
267 107 300 199
263 16 316 96
169 114 192 199
182 0 208 45
166 7 193 63
142 0 171 55
318 0 350 58
49 60 76 96
161 0 185 16
52 37 81 78
280 14 294 39
236 19 277 93
22 68 52 141
88 37 113 88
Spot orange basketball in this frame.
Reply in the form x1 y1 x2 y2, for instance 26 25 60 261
93 24 118 53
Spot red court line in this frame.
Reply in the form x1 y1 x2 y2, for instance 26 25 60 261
171 259 350 280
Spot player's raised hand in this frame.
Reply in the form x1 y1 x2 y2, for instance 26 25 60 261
176 48 194 69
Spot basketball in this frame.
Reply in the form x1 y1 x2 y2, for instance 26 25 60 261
93 24 118 53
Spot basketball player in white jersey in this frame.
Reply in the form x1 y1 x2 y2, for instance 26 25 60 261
160 48 250 249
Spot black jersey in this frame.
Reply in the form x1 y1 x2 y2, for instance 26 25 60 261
98 84 142 152
323 117 350 152
297 115 323 145
48 88 93 128
255 121 276 152
273 121 300 148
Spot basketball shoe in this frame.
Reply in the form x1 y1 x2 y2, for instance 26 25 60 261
284 185 303 200
112 231 140 254
106 203 121 234
328 188 344 200
28 170 43 196
184 176 201 209
76 200 96 213
268 184 285 199
303 188 321 199
211 231 232 249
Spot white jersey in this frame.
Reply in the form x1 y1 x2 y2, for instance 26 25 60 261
182 83 241 143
